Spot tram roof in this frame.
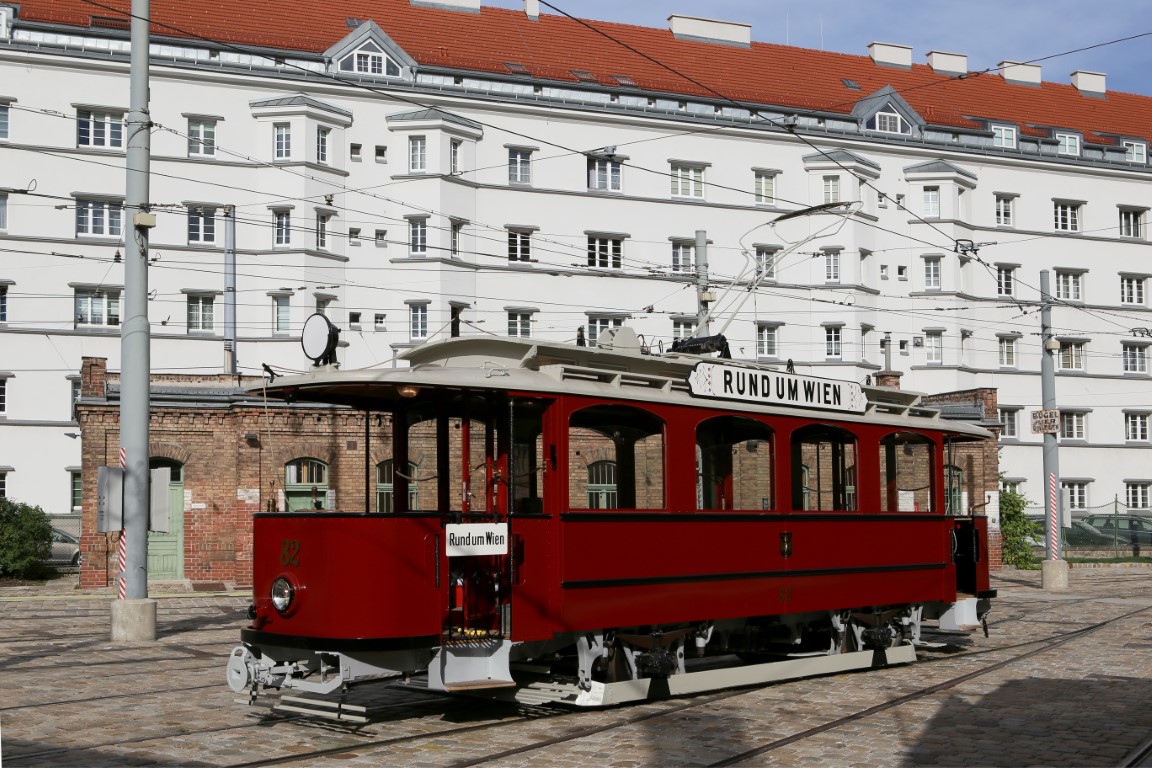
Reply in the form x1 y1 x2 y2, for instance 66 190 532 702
255 334 991 440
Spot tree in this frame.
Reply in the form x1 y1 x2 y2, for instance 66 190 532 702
0 497 53 578
999 486 1039 569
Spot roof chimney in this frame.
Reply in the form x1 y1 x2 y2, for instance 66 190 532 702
926 50 967 76
524 0 539 20
668 15 751 48
999 61 1041 86
1071 70 1106 97
868 42 912 69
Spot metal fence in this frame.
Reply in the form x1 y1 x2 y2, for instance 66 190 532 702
1024 501 1152 560
49 514 82 539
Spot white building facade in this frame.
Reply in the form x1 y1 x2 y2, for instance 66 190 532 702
1 1 1150 517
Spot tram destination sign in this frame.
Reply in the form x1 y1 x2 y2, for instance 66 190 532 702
687 362 867 414
445 523 509 557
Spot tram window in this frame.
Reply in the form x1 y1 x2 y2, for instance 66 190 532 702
696 416 774 511
284 458 329 511
512 399 547 515
377 460 418 513
791 425 856 511
878 433 934 512
569 405 665 510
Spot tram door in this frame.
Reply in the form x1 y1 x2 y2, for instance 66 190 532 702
952 516 990 595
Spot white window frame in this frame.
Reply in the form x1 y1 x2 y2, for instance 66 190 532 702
1059 341 1085 370
587 316 623 347
672 319 695 341
757 325 779 358
0 193 7 230
923 186 940 218
507 311 532 338
187 207 216 244
274 210 291 246
187 294 215 333
1055 271 1082 301
825 326 842 359
823 175 840 204
1126 482 1151 509
0 284 7 323
508 149 532 184
449 139 461 175
272 295 290 333
925 331 943 364
1054 202 1081 232
316 127 330 165
0 104 8 141
409 303 429 340
74 289 121 328
995 195 1014 226
997 266 1016 296
1060 412 1086 440
1063 481 1088 510
188 118 216 157
670 164 704 199
587 236 623 269
409 218 428 257
824 250 840 283
1121 276 1146 306
998 337 1017 367
77 109 123 148
1123 343 1148 374
755 247 778 279
0 379 5 417
75 199 122 237
1056 133 1081 156
273 123 291 160
874 108 907 134
992 125 1017 149
588 157 622 191
316 214 329 250
508 229 531 262
671 241 694 273
408 135 427 173
1124 140 1147 164
1125 413 1149 442
924 257 941 290
1000 409 1018 438
754 171 775 205
1119 208 1144 238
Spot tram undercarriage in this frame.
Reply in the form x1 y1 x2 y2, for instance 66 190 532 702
230 599 985 712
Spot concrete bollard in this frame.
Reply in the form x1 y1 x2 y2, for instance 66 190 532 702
111 598 158 642
1041 559 1069 592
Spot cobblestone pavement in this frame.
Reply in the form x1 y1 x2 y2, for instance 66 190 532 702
1 567 1150 767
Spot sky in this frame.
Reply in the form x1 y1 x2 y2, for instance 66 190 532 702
484 0 1152 96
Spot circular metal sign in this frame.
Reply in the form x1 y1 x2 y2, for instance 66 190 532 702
301 312 338 363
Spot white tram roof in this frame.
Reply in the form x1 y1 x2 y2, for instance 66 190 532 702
257 331 991 440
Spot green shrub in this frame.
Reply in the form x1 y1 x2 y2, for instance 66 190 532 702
1000 487 1039 569
0 497 53 578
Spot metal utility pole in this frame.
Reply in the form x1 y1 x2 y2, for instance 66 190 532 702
694 229 711 336
1039 270 1068 590
224 206 237 375
112 0 157 641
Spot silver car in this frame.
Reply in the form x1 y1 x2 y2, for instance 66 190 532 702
49 528 81 566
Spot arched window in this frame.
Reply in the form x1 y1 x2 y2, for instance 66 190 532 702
284 458 328 511
377 459 418 513
568 404 665 510
945 464 965 515
791 424 857 511
879 433 935 512
696 416 774 511
586 461 617 509
149 457 183 483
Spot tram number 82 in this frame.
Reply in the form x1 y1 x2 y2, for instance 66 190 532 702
280 539 301 567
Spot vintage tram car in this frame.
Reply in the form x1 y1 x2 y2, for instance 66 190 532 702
227 327 994 708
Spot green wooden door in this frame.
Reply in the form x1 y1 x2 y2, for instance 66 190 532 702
148 461 184 580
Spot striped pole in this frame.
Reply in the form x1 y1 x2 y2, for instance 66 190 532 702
1048 471 1058 561
118 447 127 599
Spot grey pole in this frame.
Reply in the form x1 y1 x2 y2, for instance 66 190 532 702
1039 270 1068 589
224 205 237 375
112 0 157 640
694 229 710 336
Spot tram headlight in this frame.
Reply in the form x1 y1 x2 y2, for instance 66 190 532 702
271 577 295 614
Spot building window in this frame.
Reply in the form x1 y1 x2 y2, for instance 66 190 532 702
873 108 907 134
508 312 532 338
1122 276 1146 305
77 110 123 148
1119 208 1144 238
0 379 5 416
924 257 941 290
1127 482 1151 509
376 460 418 513
588 157 622 191
316 127 329 165
587 316 623 346
406 135 427 173
1055 271 1082 301
273 123 291 159
336 41 400 76
0 469 5 497
1123 343 1148 373
375 145 387 163
76 199 122 237
450 222 462 257
348 227 361 246
0 194 7 230
587 460 618 508
70 470 83 512
508 149 532 183
274 210 291 246
825 326 842 359
1062 481 1088 510
754 171 775 205
70 378 82 420
186 294 215 333
945 464 964 515
188 119 216 157
671 242 694 273
350 143 362 161
316 214 329 250
1124 141 1147 164
1000 409 1018 438
0 285 7 322
756 247 778 279
187 208 216 244
672 319 695 341
1059 341 1085 370
1053 202 1081 232
995 195 1014 226
825 250 840 283
1061 412 1086 440
272 295 290 333
923 186 940 218
75 289 120 328
998 337 1017 367
757 325 778 358
450 139 461 175
374 313 386 331
409 218 427 257
587 236 623 269
997 266 1016 296
670 164 704 198
992 125 1017 149
410 304 428 339
508 230 531 262
375 229 387 247
1056 133 1081 156
284 458 329 511
1126 413 1149 442
925 331 943 364
823 176 840 204
0 104 8 140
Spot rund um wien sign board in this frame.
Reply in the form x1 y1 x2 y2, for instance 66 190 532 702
687 362 867 414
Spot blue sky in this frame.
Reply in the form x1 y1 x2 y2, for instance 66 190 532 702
485 0 1152 96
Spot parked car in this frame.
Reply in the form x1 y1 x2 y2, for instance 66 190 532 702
1081 514 1152 545
1064 520 1124 547
49 528 81 566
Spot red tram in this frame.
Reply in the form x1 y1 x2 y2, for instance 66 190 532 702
227 327 994 709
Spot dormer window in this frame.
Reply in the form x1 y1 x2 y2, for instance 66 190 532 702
338 41 400 77
992 125 1017 149
1124 140 1147 164
1056 132 1081 157
870 106 910 135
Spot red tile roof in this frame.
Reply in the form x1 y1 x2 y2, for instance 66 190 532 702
15 0 1152 145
